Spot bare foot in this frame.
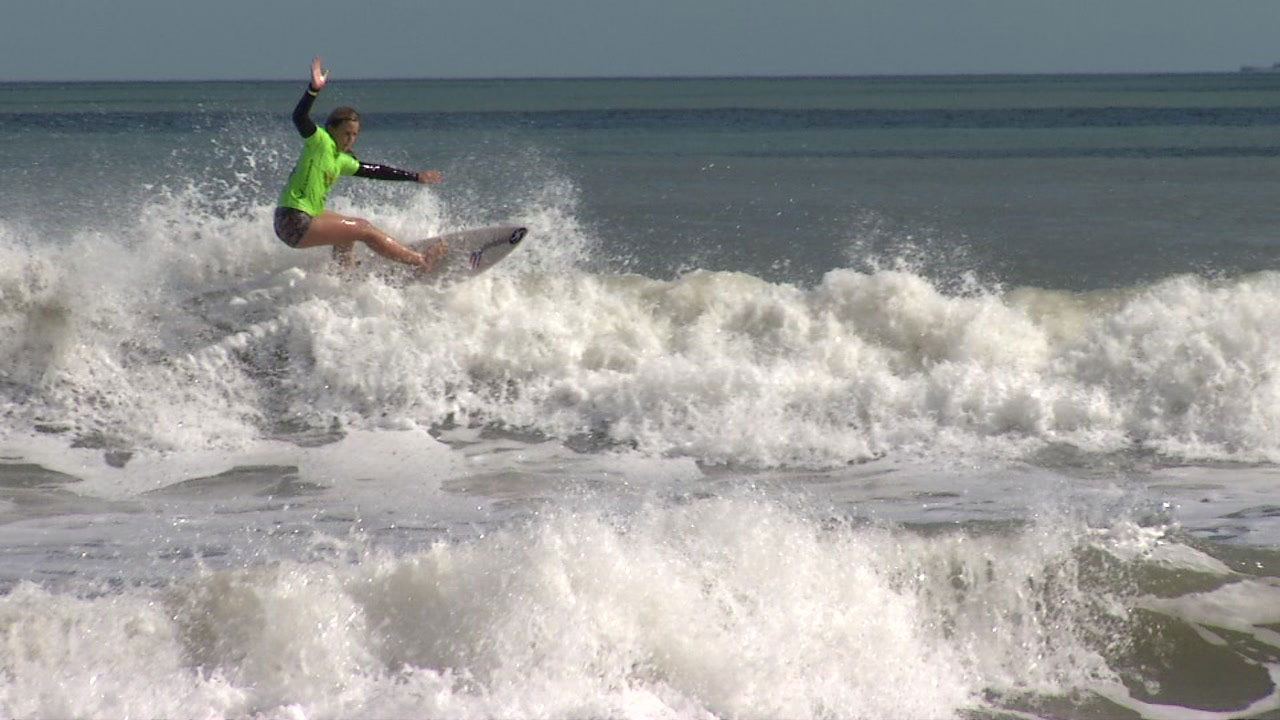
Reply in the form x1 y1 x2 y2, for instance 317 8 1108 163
418 239 448 271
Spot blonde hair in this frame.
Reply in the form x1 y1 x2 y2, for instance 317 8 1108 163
325 106 360 130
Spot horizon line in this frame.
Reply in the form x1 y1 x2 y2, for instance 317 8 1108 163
0 69 1250 84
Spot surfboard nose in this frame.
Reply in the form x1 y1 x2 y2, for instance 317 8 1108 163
509 228 527 245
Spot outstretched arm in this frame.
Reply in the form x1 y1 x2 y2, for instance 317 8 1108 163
290 56 328 138
355 163 443 184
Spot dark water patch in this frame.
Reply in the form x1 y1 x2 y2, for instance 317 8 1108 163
1114 609 1276 713
69 431 135 467
0 463 81 488
8 104 1280 135
0 486 142 525
977 692 1141 720
144 465 324 499
1225 505 1280 520
729 145 1280 160
377 106 1280 131
267 418 347 448
1193 539 1280 579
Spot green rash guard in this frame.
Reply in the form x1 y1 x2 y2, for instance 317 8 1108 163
277 126 360 217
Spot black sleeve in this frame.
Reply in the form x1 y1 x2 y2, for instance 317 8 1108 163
292 86 319 138
354 162 419 182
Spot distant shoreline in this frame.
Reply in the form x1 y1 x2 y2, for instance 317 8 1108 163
0 70 1261 85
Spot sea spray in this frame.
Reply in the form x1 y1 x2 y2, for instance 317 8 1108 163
0 491 1162 719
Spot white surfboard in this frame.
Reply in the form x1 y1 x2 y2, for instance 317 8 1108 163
408 225 528 280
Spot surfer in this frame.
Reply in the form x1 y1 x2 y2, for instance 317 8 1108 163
274 56 446 270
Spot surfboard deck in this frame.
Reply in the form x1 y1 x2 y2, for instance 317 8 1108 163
408 225 528 281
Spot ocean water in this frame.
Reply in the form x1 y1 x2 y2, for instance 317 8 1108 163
2 73 1280 719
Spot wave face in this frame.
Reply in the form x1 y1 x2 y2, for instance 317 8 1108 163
3 181 1277 467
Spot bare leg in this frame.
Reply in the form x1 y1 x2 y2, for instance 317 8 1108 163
298 212 446 269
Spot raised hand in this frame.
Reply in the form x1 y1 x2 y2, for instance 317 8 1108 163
310 56 328 91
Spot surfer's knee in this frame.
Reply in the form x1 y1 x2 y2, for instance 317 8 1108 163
336 216 374 238
344 219 388 246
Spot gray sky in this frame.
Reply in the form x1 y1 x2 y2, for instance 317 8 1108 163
3 0 1279 81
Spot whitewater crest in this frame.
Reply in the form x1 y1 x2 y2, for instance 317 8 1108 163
3 191 1279 469
2 142 1278 468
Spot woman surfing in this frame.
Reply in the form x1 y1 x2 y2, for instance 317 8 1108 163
274 56 446 270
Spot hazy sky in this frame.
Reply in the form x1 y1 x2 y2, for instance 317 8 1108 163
4 0 1279 81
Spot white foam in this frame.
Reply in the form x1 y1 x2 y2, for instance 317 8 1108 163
0 494 1137 719
4 175 1280 469
0 581 246 718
